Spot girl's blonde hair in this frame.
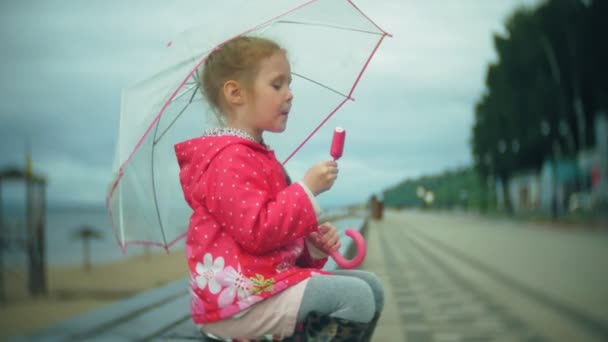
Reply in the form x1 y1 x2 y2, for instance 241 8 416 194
200 36 285 115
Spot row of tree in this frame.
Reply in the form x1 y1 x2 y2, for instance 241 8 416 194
471 0 607 213
383 167 483 210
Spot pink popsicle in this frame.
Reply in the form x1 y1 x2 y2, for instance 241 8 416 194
330 127 346 160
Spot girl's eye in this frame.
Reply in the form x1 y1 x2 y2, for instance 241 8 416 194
272 83 281 90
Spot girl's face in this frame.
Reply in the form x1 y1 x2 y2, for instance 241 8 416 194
244 51 293 137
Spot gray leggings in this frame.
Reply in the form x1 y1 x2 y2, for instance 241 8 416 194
296 270 385 323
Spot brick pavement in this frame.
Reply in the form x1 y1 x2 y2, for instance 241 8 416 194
362 213 551 342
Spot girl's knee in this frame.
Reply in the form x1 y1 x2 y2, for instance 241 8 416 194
300 274 376 323
365 272 385 312
348 278 376 322
358 271 383 290
343 271 385 313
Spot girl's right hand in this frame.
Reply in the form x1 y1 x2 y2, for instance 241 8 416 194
308 222 341 253
302 160 339 195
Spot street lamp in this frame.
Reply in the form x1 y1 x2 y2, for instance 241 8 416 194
416 186 426 199
498 140 507 154
540 118 561 219
511 139 520 154
559 119 575 153
484 153 494 211
424 191 435 206
541 120 551 137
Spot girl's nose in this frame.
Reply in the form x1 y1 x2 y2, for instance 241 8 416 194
286 89 293 102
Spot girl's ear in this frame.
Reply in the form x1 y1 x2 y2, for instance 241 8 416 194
223 80 244 106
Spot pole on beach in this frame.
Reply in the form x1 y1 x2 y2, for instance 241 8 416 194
0 180 5 303
39 182 47 295
25 143 47 297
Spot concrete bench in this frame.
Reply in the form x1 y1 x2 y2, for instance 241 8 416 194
13 217 368 341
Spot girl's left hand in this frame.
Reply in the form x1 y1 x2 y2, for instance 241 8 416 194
308 222 341 253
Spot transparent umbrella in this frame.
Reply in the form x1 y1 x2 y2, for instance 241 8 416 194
106 0 390 267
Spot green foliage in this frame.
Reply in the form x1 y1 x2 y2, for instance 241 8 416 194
384 1 607 214
383 167 484 209
471 0 607 213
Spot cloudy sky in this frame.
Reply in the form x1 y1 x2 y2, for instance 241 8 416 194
0 0 543 209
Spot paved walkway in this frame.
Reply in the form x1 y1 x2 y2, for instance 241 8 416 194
360 213 404 341
361 209 608 342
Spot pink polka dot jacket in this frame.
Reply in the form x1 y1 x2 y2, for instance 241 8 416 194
174 130 328 324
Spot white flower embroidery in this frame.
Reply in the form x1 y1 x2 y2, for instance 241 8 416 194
216 266 252 308
195 253 224 294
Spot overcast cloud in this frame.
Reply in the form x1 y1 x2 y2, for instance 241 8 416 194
0 0 542 208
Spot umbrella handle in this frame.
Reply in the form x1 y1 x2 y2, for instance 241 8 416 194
329 228 367 269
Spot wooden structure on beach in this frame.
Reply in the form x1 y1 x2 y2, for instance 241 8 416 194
0 158 48 301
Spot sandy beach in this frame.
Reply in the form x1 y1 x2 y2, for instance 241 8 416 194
0 249 188 341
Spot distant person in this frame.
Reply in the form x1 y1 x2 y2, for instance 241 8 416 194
591 164 600 189
174 36 384 341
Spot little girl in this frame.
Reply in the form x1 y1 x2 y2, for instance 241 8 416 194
175 36 384 341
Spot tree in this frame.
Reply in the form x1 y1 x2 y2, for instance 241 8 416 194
71 225 103 272
472 0 608 216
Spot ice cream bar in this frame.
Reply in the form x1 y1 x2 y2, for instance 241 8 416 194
330 127 346 160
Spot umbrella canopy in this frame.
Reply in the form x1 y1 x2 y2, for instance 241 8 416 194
107 0 390 251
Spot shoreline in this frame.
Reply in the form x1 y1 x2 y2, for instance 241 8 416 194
0 249 188 341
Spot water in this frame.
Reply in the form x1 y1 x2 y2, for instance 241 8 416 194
1 206 364 267
2 206 165 267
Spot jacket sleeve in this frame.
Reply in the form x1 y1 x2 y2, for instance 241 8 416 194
296 239 328 269
203 145 319 255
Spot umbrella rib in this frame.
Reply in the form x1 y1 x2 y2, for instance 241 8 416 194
291 72 351 100
153 83 200 145
150 119 169 247
274 20 383 36
172 83 199 103
149 73 198 246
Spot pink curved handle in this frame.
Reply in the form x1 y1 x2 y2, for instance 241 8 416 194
329 228 367 269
